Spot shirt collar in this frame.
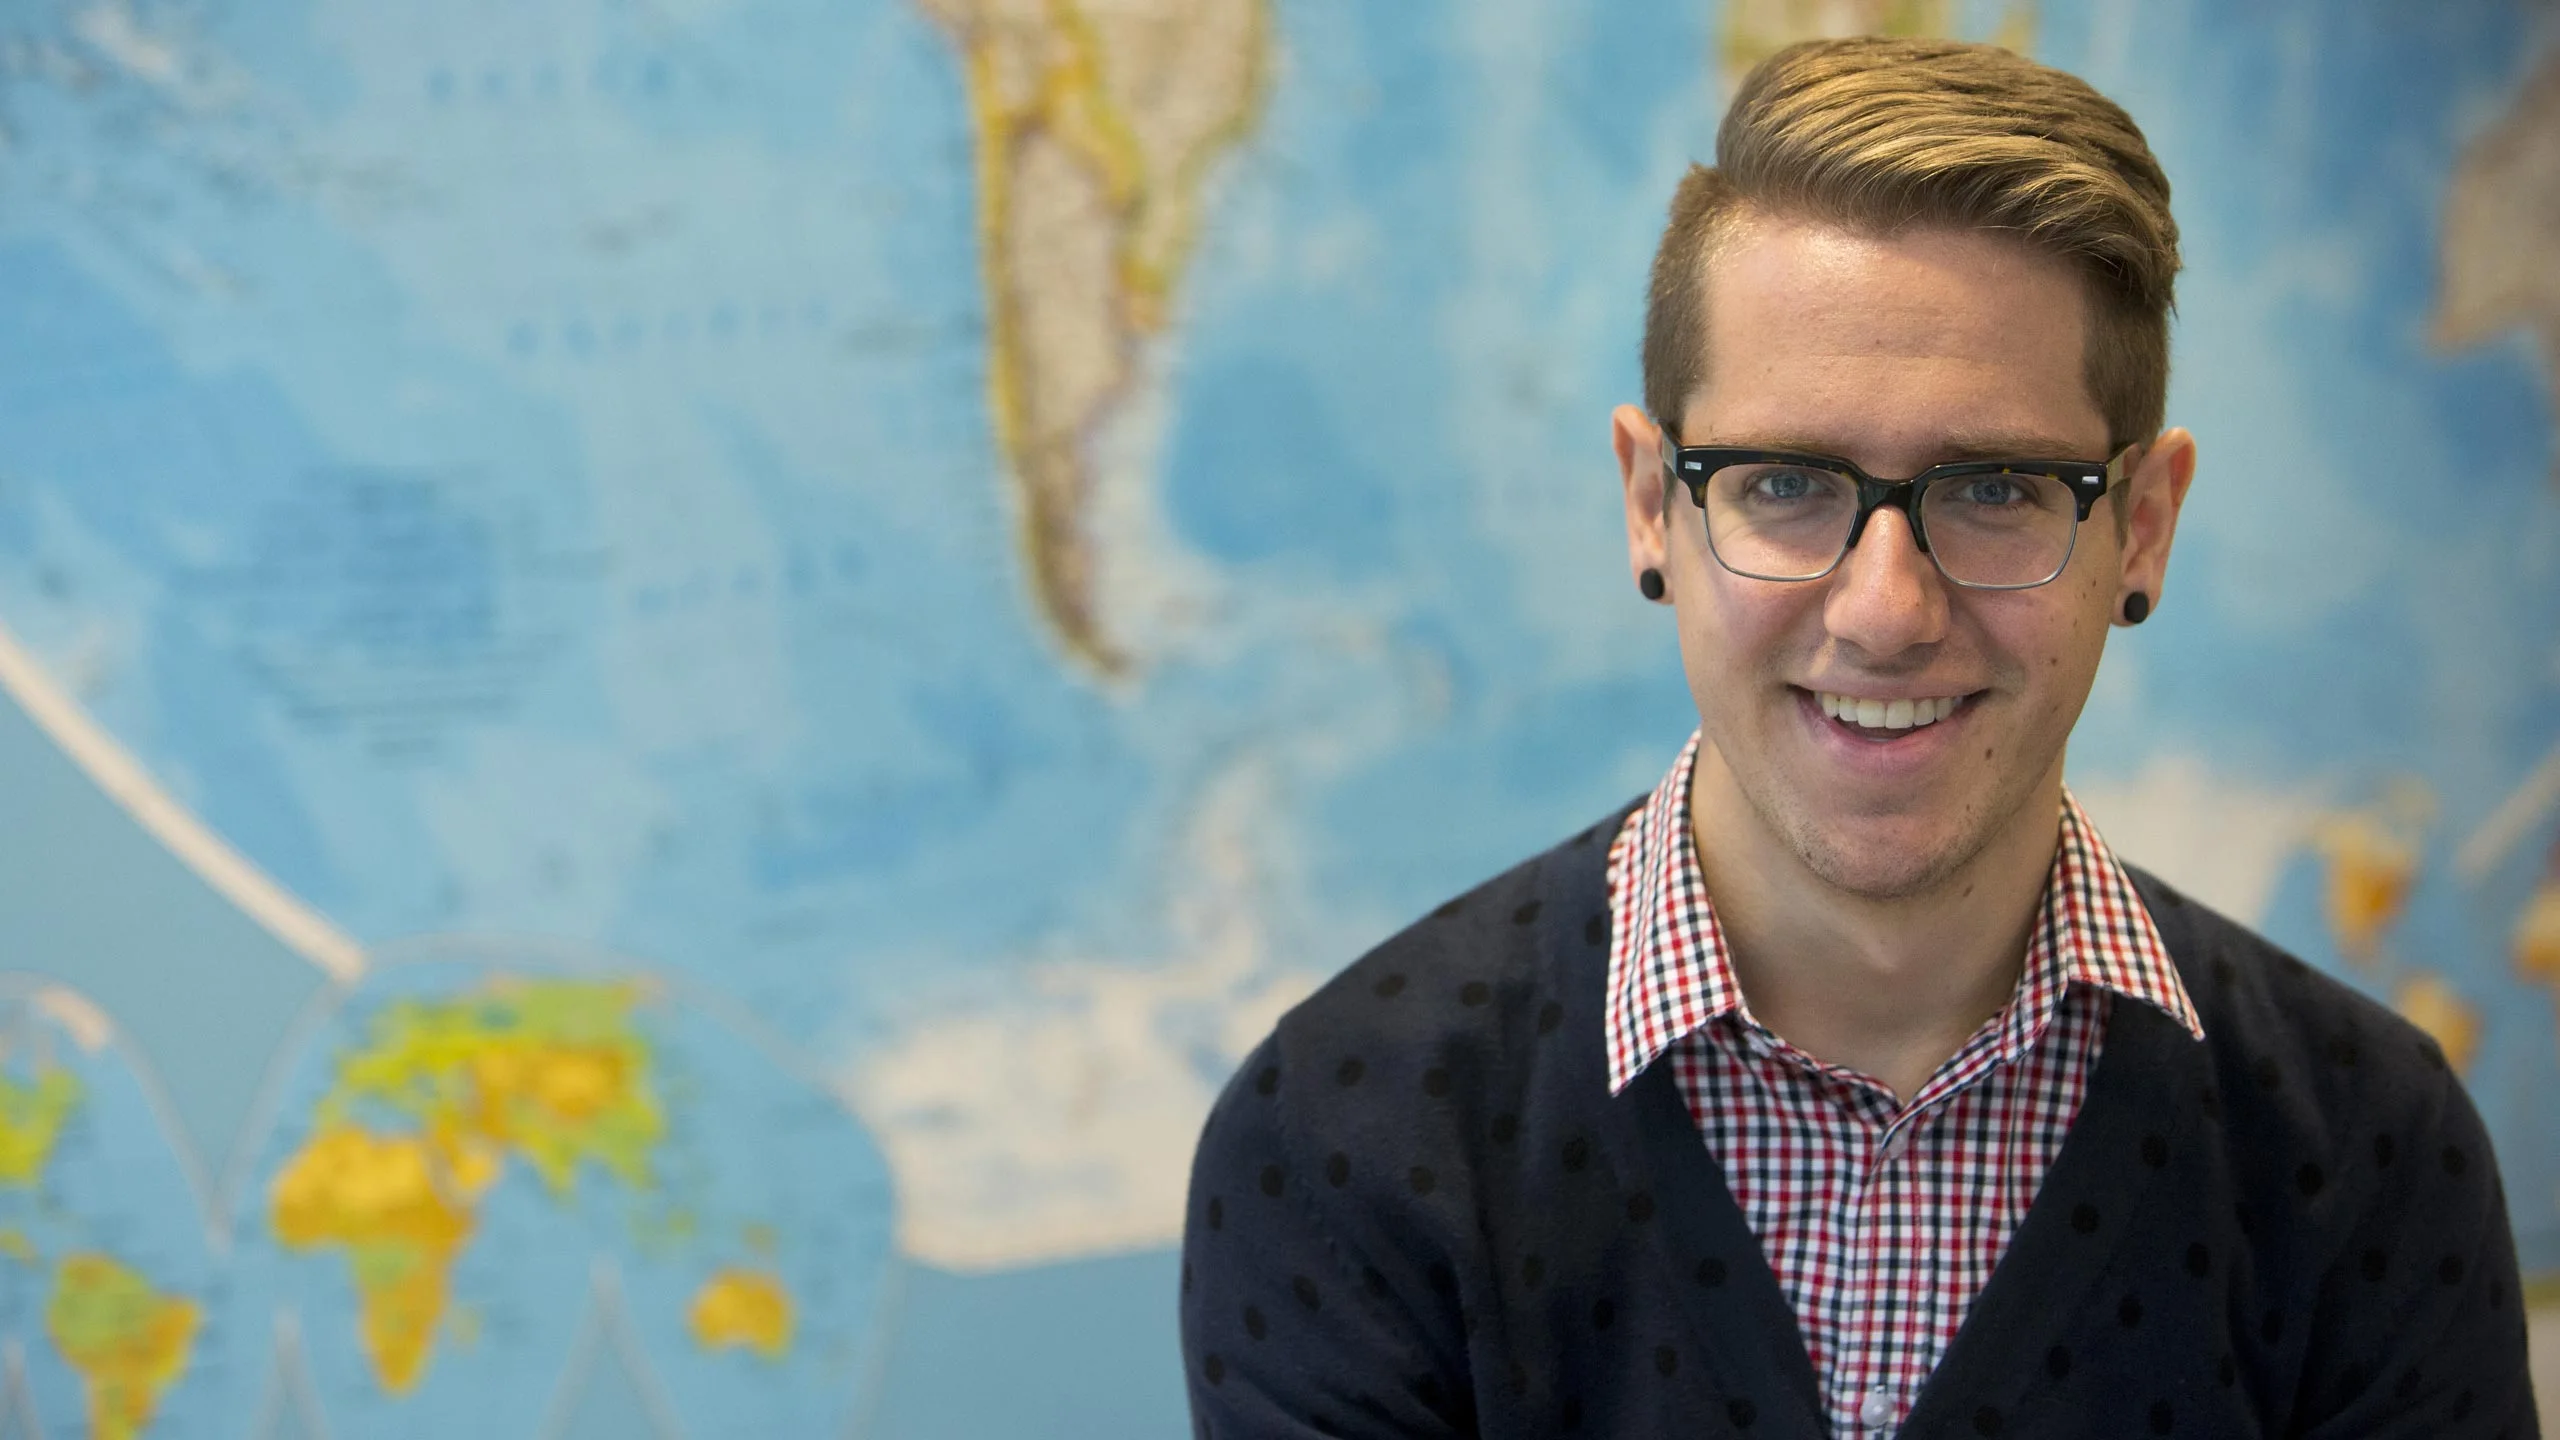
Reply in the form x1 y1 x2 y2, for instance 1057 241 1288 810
1603 730 2203 1095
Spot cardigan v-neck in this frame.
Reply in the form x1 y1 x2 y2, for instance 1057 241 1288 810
1181 803 2536 1438
1602 736 2202 1434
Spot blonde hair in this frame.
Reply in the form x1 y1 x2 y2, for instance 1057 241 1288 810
1643 37 2181 452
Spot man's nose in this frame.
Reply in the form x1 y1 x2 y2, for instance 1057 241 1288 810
1822 506 1950 656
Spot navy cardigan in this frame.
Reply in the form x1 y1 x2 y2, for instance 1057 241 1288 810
1180 806 2538 1437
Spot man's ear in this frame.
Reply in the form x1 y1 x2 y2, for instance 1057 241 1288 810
1613 404 1671 592
2116 426 2196 623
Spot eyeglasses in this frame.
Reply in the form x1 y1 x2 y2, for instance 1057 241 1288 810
1655 427 2134 591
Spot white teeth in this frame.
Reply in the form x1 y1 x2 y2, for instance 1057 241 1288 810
1817 692 1964 730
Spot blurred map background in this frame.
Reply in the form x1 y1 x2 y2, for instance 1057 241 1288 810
0 0 2552 1433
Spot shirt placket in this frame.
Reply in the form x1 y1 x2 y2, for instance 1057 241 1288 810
1879 1103 1941 1438
1823 1074 1911 1439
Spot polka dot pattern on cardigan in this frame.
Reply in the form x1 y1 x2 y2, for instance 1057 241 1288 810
1179 803 2536 1438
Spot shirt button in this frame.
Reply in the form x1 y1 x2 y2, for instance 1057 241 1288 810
1859 1387 1894 1427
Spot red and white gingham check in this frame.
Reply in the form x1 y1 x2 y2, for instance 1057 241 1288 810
1604 732 2202 1438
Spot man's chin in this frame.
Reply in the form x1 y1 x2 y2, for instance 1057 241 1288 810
1703 735 2026 901
1796 844 1971 903
1772 803 1987 902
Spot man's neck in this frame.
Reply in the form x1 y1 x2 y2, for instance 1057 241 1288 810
1686 744 2065 1104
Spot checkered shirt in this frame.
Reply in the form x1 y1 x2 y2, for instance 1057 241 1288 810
1603 733 2203 1439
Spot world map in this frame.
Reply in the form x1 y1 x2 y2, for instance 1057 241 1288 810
0 0 2552 1434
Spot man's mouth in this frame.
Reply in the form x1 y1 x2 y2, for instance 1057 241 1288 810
1812 689 1968 736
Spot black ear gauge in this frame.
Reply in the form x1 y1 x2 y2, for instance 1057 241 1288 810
2121 591 2151 625
1638 568 1666 602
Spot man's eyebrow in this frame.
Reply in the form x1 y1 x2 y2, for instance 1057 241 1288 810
1927 431 2103 462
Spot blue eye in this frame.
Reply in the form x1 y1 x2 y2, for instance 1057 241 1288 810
1952 476 2033 507
1741 466 1840 503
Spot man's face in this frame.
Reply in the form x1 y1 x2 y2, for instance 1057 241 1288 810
1616 216 2189 900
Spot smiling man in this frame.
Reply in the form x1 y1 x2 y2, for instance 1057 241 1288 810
1181 37 2535 1440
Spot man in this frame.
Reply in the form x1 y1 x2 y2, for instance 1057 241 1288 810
1180 36 2536 1440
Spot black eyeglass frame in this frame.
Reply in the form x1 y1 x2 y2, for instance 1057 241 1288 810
1654 426 2138 591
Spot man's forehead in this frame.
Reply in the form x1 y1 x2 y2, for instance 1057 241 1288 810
1683 214 2109 460
1682 389 2112 468
1702 215 2086 341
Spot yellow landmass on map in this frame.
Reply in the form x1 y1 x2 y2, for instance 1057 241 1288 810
44 1253 199 1440
688 1267 795 1361
919 0 1271 673
2393 971 2482 1074
270 1125 487 1394
2301 791 2488 1065
2312 814 2417 963
2516 869 2560 1029
0 1066 82 1187
268 979 666 1394
2309 786 2434 965
2437 49 2560 490
327 979 664 1195
1719 0 2036 91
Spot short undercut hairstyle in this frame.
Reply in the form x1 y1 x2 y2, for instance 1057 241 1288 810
1643 37 2181 454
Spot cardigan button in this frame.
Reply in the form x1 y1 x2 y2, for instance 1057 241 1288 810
1859 1386 1894 1427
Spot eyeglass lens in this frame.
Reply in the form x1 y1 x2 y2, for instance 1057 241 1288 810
1699 461 2082 588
